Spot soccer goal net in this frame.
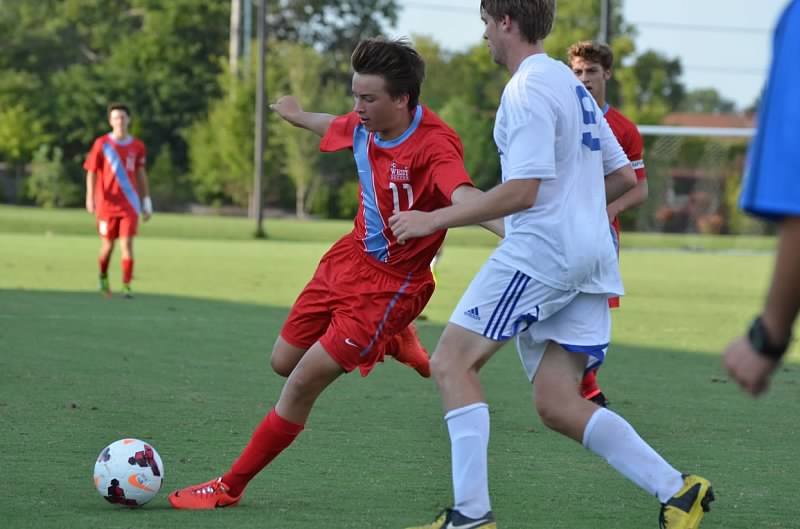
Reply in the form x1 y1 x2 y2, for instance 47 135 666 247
633 125 769 236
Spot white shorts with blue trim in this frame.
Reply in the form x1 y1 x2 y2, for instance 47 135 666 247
450 258 611 381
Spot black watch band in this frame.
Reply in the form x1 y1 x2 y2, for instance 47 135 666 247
747 316 790 361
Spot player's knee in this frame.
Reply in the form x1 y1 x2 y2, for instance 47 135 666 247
270 352 293 377
535 387 574 433
535 395 566 432
430 348 471 385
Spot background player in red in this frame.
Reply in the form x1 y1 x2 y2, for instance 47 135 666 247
167 38 502 510
568 41 649 406
84 103 152 298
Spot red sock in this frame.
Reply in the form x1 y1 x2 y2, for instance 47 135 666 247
99 256 110 276
222 409 304 497
580 368 601 399
122 258 133 284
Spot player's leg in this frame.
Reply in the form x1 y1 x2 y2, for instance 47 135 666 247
383 321 431 377
580 367 608 407
118 216 138 298
270 336 308 377
168 341 344 509
97 218 116 297
405 324 503 529
529 291 713 528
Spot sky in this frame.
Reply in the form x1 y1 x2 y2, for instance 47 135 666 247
390 0 788 111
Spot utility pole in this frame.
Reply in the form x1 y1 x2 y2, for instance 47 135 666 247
252 0 266 238
598 0 613 43
229 0 242 76
243 0 252 73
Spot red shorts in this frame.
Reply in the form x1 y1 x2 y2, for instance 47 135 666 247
97 215 138 240
281 236 435 376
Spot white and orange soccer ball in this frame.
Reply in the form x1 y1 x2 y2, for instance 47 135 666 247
93 438 164 507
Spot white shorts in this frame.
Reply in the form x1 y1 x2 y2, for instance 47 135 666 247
450 258 611 381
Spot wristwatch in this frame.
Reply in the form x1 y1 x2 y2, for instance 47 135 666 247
747 316 790 361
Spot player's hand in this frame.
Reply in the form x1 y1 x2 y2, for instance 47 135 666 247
85 196 95 214
270 96 303 126
723 336 779 397
389 210 436 244
607 203 620 224
142 196 153 222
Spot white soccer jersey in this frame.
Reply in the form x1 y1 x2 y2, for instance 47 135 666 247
491 53 630 295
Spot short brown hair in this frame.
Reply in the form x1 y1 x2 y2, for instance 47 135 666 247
480 0 555 44
351 38 425 110
107 102 131 117
567 41 614 70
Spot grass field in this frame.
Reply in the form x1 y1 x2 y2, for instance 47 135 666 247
1 206 799 529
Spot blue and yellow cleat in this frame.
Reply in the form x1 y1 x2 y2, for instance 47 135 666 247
406 508 496 529
659 474 714 529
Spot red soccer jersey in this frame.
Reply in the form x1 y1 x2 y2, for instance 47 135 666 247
83 134 147 218
604 105 647 236
320 105 473 275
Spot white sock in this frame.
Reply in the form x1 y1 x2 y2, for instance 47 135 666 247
445 403 491 518
582 407 684 503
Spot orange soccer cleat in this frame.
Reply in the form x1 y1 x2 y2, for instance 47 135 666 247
168 477 241 510
385 323 431 378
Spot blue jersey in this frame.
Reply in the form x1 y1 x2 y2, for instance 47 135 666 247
740 0 800 220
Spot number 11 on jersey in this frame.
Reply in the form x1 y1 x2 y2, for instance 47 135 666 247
390 182 414 213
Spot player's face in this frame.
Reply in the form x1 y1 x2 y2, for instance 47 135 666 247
351 73 410 136
481 8 505 66
570 58 611 102
108 109 130 136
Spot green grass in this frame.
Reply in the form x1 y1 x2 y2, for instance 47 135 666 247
0 204 779 251
1 208 799 529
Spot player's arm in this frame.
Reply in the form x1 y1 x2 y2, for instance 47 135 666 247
391 179 537 243
604 164 636 204
137 166 153 220
270 95 335 137
450 185 505 238
724 217 800 396
763 217 800 344
608 128 648 216
599 118 636 204
85 171 97 214
608 178 648 218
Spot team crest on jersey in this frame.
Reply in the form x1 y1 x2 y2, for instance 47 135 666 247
389 160 410 182
126 154 136 172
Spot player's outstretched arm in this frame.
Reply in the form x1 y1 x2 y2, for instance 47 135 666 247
604 164 636 204
724 216 800 396
270 95 336 137
451 185 504 238
390 179 536 243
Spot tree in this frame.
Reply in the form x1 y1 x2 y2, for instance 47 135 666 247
679 88 737 114
616 50 685 124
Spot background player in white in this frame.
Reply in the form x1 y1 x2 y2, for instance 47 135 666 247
390 2 713 528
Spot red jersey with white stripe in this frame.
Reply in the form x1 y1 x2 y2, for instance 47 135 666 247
320 105 473 275
604 105 646 235
83 134 146 218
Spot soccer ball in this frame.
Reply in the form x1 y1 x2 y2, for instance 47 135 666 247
93 438 165 507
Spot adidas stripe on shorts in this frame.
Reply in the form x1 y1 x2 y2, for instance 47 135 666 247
450 257 611 380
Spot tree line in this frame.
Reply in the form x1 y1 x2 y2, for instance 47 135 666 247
0 0 742 221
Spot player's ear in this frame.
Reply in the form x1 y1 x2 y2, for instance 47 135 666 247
393 93 410 110
604 68 613 81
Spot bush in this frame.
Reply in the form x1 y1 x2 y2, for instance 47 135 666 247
26 145 81 208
